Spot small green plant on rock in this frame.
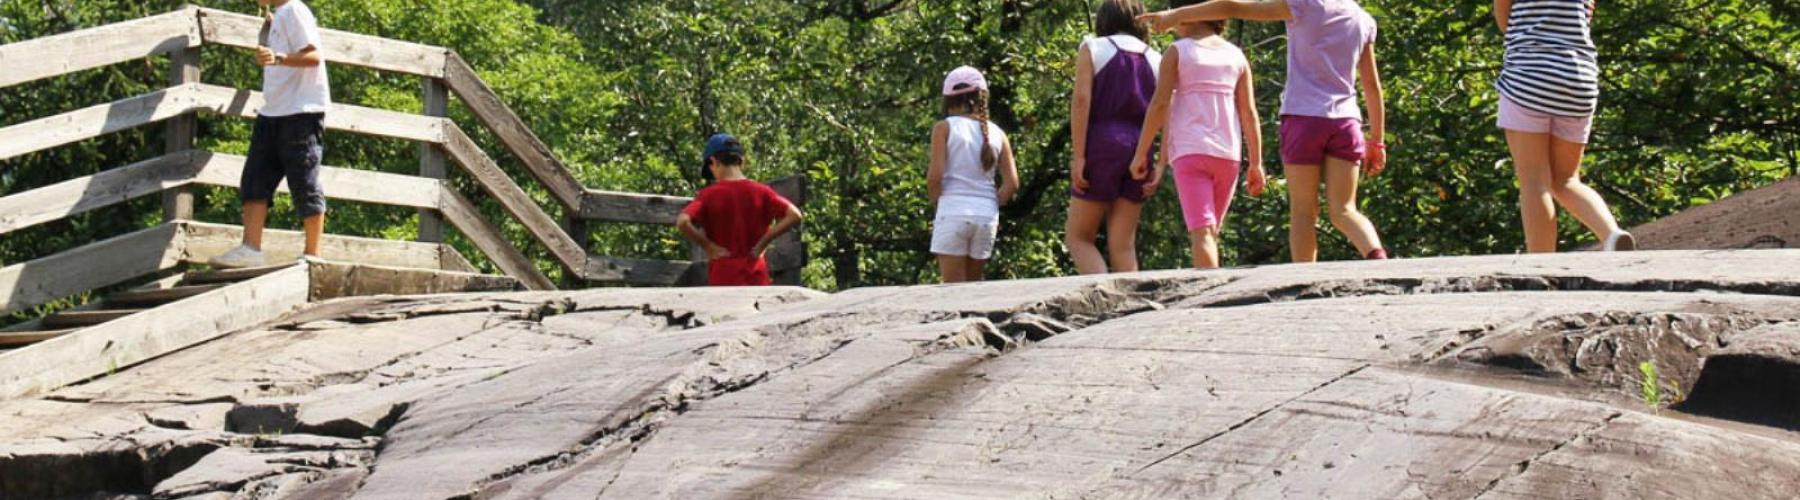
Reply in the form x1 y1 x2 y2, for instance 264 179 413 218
1639 360 1663 413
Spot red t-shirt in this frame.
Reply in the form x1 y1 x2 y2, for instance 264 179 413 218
682 179 793 286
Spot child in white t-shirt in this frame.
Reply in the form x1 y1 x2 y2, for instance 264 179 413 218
210 0 333 268
927 66 1019 283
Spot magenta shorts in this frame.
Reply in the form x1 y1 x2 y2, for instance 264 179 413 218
1279 115 1365 166
1171 154 1239 231
1497 95 1593 144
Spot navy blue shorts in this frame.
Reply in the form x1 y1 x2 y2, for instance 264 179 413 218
242 113 327 217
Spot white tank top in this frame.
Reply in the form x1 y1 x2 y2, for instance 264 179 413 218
937 115 1008 220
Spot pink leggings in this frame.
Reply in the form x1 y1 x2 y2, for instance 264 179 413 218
1172 154 1239 232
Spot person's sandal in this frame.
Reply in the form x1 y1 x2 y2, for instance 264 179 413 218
1603 231 1637 252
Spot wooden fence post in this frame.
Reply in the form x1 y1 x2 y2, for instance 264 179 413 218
418 78 448 243
162 46 199 221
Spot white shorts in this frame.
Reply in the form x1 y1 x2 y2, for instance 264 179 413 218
930 215 998 259
1497 94 1593 144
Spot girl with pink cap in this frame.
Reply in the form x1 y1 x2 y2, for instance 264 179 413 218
927 66 1020 283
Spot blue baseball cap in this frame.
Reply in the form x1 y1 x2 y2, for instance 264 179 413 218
699 133 744 182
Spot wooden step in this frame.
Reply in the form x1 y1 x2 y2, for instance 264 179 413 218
0 330 78 348
105 284 227 308
41 309 145 329
183 263 296 285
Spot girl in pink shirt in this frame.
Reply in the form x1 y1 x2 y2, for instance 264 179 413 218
1129 1 1266 269
1141 0 1391 263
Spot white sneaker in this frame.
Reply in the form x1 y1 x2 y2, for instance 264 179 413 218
1603 231 1637 252
208 245 266 269
298 254 328 266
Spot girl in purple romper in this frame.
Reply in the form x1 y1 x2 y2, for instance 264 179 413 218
1066 0 1163 275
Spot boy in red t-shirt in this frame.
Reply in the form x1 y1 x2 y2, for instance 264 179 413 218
676 134 805 286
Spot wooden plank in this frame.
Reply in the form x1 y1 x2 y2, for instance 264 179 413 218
0 330 75 349
418 78 450 243
105 284 226 308
186 83 446 143
41 309 145 329
182 264 293 285
580 190 692 225
438 246 479 274
307 262 519 301
0 265 311 400
177 221 454 272
767 175 808 276
194 7 448 78
442 52 587 210
439 125 589 277
0 86 198 162
191 152 442 209
585 255 695 287
163 44 201 221
0 224 182 316
435 186 556 290
0 7 200 88
0 152 199 236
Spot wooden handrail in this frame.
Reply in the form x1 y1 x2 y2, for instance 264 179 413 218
186 83 447 143
0 7 200 89
442 53 588 211
0 87 195 163
435 187 556 290
0 152 197 235
193 7 448 78
192 153 442 209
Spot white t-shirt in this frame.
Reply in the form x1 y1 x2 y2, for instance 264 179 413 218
1082 34 1162 79
936 116 1009 220
260 0 331 117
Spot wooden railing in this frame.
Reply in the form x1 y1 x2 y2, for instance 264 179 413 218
0 5 806 311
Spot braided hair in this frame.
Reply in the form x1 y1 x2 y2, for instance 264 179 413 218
945 87 998 172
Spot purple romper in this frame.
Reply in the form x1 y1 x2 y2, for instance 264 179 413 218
1075 37 1159 203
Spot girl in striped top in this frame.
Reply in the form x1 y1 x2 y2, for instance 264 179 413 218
1494 0 1635 252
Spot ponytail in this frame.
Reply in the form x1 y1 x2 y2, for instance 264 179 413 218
974 89 997 172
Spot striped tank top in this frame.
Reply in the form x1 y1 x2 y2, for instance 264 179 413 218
1495 0 1599 117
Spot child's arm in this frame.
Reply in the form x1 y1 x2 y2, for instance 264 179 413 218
1129 45 1181 196
1357 40 1387 176
1493 0 1513 31
1139 0 1292 32
1070 42 1096 193
927 121 949 205
1235 64 1266 197
752 203 805 257
997 136 1020 205
676 213 729 259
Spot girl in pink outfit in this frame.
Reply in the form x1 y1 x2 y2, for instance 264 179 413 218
1129 0 1265 269
1140 0 1391 263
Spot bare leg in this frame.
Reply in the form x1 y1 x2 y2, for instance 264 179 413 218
242 200 270 250
1547 136 1624 242
302 214 326 257
937 255 967 283
1191 226 1221 269
1322 156 1384 256
1105 199 1144 273
1064 198 1109 274
965 259 988 282
1285 164 1322 263
1506 130 1559 252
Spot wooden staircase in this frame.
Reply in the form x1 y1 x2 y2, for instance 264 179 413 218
0 265 290 350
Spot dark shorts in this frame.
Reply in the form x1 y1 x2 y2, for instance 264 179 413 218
242 113 327 217
1071 154 1148 204
1279 115 1365 166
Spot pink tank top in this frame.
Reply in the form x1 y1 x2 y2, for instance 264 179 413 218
1167 38 1249 163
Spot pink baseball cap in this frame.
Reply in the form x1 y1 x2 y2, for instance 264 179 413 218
942 66 988 96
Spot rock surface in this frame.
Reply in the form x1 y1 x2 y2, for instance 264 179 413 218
2 251 1799 499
